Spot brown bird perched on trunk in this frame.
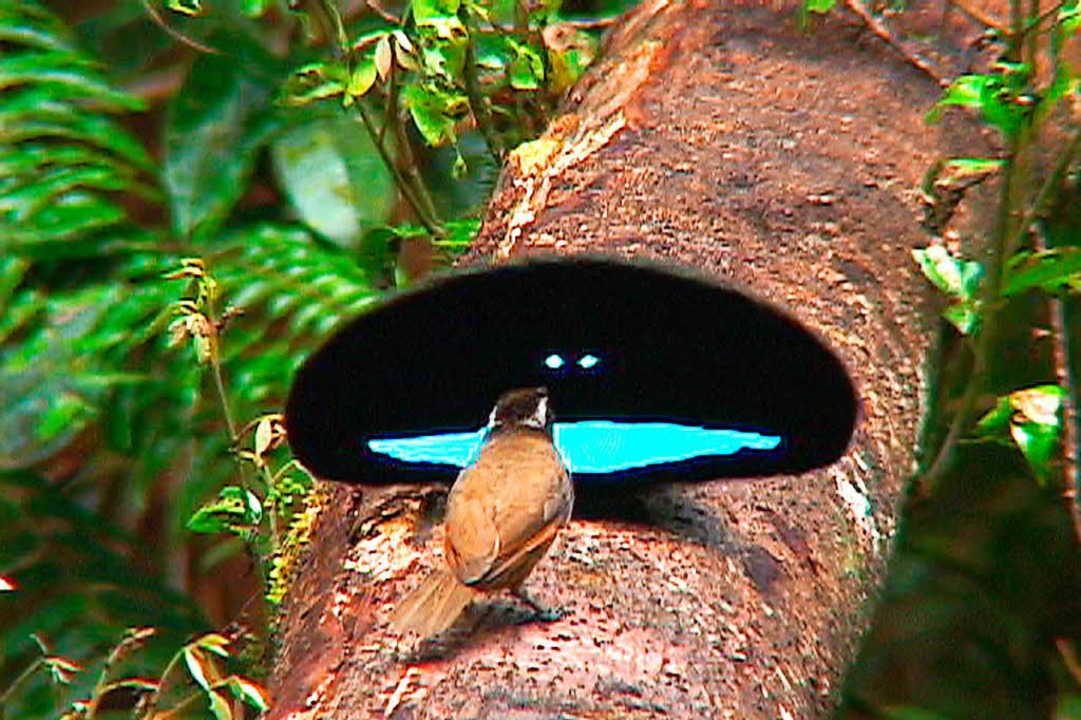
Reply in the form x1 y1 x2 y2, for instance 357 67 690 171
390 387 574 639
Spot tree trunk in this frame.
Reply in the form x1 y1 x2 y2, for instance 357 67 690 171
268 2 987 716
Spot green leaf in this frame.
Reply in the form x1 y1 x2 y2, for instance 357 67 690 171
928 72 1029 139
163 42 283 238
976 396 1012 434
508 40 544 90
937 157 1004 182
208 691 232 720
0 52 145 111
228 677 269 710
270 114 395 247
1062 3 1081 35
280 62 349 107
912 245 983 300
544 27 596 94
804 0 837 13
413 0 462 23
0 4 74 52
1004 248 1081 296
183 647 212 691
418 22 468 79
1011 420 1060 485
942 302 980 335
937 74 992 110
346 58 378 101
978 386 1063 485
240 0 273 16
187 486 263 534
195 633 231 657
1057 694 1081 719
401 83 467 146
168 0 204 16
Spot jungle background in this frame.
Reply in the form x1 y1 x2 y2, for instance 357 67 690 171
1 0 1080 717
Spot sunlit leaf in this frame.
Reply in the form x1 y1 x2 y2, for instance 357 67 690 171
401 83 467 146
270 114 395 247
195 633 231 657
228 676 269 710
1011 385 1063 428
167 0 203 16
913 245 984 333
183 647 212 691
412 0 461 23
346 57 378 101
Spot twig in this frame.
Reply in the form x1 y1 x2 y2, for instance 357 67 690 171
138 0 220 54
1039 227 1078 505
844 0 948 86
460 8 505 164
919 127 1028 492
366 0 402 25
354 103 443 236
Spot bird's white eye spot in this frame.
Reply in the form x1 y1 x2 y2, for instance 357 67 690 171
544 353 565 370
578 353 600 369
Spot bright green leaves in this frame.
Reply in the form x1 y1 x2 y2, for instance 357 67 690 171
0 7 152 254
280 61 351 106
402 82 469 146
413 0 463 23
508 39 545 90
803 0 838 14
271 114 396 247
1062 0 1081 36
928 62 1053 142
1005 249 1081 296
188 486 263 536
177 634 268 720
163 42 283 239
0 260 176 470
977 385 1065 485
913 245 984 334
916 244 1081 337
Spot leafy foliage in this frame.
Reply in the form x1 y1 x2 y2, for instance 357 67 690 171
838 0 1081 715
1 0 612 714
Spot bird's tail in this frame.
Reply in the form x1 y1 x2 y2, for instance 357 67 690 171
390 569 477 638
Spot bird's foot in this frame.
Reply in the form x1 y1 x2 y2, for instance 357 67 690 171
513 588 569 622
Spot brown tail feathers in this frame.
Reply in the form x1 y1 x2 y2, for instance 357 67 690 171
390 569 477 638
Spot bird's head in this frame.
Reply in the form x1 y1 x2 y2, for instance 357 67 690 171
487 387 553 434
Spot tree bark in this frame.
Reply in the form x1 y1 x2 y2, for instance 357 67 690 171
268 2 987 716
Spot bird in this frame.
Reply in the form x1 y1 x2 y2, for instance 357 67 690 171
390 387 574 639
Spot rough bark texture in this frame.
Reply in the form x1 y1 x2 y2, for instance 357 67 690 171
269 2 987 717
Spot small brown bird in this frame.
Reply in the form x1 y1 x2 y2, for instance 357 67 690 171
390 387 574 638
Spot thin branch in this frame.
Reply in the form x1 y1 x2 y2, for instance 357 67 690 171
354 102 442 236
843 0 947 86
138 0 220 54
365 0 402 26
919 128 1027 492
461 8 505 164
